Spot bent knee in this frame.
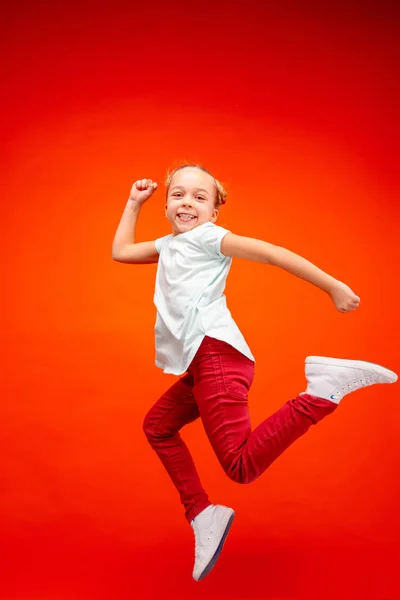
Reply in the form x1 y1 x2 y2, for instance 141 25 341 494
225 464 254 485
142 411 157 439
143 410 175 440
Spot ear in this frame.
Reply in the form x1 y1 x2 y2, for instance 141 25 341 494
210 208 219 223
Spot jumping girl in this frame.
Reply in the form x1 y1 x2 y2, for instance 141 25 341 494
112 163 397 582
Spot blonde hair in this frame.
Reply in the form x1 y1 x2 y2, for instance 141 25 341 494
164 163 227 208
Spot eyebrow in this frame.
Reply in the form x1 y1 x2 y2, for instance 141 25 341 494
170 186 209 195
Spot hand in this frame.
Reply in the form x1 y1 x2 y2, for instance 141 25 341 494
328 280 360 313
129 178 158 205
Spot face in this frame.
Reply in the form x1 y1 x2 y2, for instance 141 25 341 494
165 167 219 236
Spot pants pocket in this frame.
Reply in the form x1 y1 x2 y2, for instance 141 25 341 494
219 349 255 399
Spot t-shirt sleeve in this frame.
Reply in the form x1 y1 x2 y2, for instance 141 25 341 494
199 224 231 258
155 234 172 254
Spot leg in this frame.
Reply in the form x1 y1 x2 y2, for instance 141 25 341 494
189 337 337 484
188 340 398 582
143 372 211 523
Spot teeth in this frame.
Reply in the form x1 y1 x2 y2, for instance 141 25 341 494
178 214 196 219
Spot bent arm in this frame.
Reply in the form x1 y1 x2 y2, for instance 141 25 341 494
112 240 159 264
220 232 338 293
112 199 159 264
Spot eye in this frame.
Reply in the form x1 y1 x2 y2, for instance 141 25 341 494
197 196 205 201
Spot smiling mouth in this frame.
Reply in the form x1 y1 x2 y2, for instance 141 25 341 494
177 213 197 223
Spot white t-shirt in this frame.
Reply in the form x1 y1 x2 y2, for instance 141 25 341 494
154 221 255 375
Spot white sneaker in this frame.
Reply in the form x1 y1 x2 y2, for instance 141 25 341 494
301 356 398 403
191 504 235 581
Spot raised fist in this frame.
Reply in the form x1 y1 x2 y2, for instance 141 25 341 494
129 179 158 205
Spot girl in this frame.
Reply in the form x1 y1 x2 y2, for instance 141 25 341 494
112 164 397 582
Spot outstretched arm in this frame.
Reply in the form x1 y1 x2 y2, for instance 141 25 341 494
220 233 360 313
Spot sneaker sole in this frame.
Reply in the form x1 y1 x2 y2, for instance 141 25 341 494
305 356 398 383
197 510 235 581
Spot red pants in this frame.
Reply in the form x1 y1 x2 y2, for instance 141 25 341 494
143 336 337 524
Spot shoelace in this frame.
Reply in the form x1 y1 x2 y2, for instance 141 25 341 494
335 376 374 396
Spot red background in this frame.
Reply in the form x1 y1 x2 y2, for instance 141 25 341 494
2 1 399 598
